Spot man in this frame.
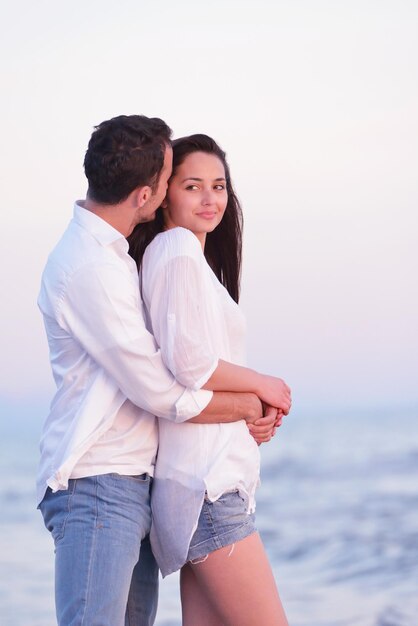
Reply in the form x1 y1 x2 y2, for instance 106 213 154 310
37 115 290 626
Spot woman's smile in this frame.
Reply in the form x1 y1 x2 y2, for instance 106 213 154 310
196 210 217 219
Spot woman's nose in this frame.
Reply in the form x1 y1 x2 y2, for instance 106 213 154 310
201 189 215 205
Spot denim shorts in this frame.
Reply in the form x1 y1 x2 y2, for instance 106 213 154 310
187 490 257 563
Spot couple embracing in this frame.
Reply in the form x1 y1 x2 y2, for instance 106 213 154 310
37 114 291 626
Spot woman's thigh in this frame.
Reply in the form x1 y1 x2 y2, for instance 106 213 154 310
181 564 225 626
187 532 288 626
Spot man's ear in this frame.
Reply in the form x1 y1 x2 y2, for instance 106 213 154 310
161 196 168 209
136 185 152 207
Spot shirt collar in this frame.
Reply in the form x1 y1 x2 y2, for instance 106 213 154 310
73 201 129 252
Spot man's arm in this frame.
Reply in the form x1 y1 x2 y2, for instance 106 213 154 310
189 392 279 443
59 262 213 423
60 263 287 432
189 391 261 424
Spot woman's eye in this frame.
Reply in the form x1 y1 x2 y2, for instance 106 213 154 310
214 184 225 191
185 184 199 191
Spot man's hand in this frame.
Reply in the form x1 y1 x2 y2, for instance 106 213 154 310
248 405 286 444
247 404 279 444
275 409 284 428
239 392 263 424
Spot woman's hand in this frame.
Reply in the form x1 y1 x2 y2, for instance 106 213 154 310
255 374 292 415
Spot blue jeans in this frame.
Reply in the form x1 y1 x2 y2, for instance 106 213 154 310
39 473 158 626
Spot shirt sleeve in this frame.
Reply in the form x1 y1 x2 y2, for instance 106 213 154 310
142 229 219 391
56 260 212 422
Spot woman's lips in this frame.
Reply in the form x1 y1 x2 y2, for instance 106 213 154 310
197 211 216 219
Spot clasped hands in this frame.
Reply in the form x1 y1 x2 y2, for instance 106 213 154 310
246 377 291 444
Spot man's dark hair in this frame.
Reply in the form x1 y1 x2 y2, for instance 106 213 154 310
83 115 172 204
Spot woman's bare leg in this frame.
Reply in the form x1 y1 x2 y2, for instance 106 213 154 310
184 532 288 626
180 563 225 626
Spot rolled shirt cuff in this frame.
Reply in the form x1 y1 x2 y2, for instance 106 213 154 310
174 388 213 423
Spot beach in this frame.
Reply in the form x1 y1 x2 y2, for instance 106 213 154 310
1 406 417 625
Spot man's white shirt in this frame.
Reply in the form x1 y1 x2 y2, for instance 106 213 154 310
36 202 212 504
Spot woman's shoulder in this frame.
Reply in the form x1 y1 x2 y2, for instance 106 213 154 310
144 227 203 265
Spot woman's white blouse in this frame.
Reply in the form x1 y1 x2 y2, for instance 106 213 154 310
141 227 260 576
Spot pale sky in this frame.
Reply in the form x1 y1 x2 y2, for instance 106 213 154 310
1 0 417 419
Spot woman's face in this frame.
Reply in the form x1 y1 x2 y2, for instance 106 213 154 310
162 151 228 247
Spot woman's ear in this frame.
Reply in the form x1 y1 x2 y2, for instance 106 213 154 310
161 197 168 209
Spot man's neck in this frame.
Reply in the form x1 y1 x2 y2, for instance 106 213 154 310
81 197 132 238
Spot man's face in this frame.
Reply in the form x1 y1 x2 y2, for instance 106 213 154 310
136 145 173 223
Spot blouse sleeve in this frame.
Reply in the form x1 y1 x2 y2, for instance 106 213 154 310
142 228 219 391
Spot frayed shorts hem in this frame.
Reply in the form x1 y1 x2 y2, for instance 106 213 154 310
186 490 257 564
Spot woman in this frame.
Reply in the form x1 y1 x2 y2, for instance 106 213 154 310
129 135 290 625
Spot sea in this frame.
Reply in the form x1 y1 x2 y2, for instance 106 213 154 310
1 405 417 626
